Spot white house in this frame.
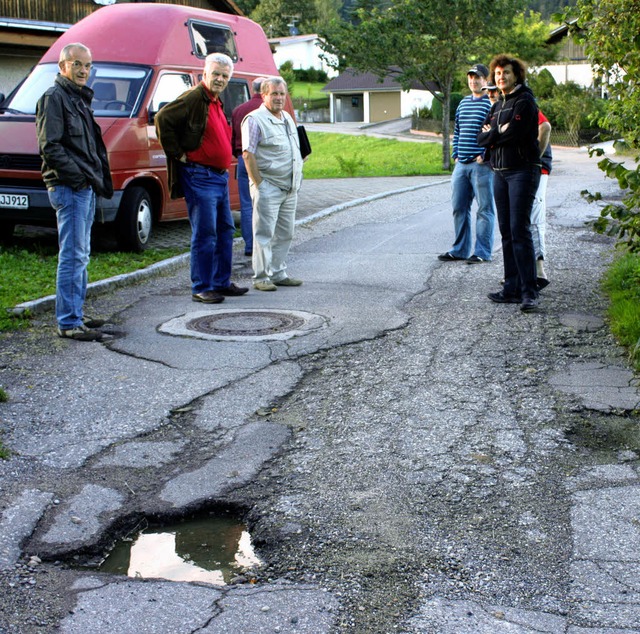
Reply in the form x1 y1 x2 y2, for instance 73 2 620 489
268 33 337 77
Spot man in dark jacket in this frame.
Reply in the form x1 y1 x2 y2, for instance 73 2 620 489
155 52 248 303
36 42 113 341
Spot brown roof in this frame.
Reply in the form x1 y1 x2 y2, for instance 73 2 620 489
323 68 437 93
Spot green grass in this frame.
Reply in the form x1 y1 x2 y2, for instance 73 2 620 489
291 82 327 101
602 250 640 371
303 132 445 179
0 244 185 332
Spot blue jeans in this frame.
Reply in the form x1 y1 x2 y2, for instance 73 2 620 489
179 164 234 294
236 156 253 254
493 167 541 300
449 160 495 260
48 185 95 330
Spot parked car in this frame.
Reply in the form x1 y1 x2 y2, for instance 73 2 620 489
0 3 291 251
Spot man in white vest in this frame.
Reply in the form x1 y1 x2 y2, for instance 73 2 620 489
241 77 304 291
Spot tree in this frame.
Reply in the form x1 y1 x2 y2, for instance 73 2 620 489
320 0 536 170
564 0 640 251
250 0 340 37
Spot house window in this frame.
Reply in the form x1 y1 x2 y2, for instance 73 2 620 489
189 20 238 62
352 97 359 107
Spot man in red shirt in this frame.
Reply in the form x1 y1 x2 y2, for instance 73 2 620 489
156 53 248 303
231 77 266 258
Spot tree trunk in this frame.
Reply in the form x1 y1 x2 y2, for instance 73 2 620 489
440 77 453 172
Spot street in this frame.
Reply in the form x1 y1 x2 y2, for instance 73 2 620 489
1 144 639 633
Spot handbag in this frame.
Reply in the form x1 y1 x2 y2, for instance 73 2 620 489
297 125 312 159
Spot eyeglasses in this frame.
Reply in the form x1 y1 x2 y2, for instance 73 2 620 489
66 60 92 70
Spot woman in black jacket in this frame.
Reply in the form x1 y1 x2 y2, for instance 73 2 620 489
478 54 541 311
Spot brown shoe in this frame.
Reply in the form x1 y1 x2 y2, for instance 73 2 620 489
214 283 249 296
192 291 225 304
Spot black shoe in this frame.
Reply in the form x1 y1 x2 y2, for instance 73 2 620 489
536 277 550 291
57 325 104 341
466 255 487 264
520 297 539 312
488 291 521 304
438 252 465 262
192 291 225 304
215 283 249 296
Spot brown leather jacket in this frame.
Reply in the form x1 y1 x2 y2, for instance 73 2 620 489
155 83 211 199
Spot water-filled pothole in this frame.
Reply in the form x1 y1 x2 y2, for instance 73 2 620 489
99 515 262 585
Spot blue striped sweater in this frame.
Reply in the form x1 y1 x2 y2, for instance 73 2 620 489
452 94 491 163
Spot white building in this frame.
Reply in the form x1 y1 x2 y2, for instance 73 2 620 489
268 33 337 77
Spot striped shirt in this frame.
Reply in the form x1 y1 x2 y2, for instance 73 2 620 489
453 94 491 163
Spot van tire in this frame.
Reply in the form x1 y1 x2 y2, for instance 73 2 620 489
0 221 15 244
116 186 153 252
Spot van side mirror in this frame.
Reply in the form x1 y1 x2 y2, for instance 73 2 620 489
0 93 5 105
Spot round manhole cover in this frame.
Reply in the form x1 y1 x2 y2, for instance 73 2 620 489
159 309 327 341
188 311 305 337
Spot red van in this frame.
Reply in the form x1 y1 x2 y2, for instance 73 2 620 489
0 3 285 250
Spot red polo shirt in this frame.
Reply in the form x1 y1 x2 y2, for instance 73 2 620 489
186 83 232 170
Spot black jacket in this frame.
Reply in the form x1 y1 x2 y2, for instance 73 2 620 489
477 84 540 171
36 75 113 198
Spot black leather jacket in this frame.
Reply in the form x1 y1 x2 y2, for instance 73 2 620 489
36 75 113 198
477 84 540 171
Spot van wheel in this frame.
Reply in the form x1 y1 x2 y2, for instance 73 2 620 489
0 221 15 245
116 186 153 252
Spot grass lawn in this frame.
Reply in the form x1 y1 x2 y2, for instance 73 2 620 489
602 250 640 371
304 132 445 179
0 244 185 331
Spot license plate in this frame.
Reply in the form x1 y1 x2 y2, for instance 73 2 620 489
0 193 28 209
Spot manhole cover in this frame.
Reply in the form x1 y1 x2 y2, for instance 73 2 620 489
159 309 327 341
188 311 305 337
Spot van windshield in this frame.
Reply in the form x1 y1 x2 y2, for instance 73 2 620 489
5 63 152 117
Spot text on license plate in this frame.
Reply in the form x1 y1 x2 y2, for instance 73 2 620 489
0 193 29 209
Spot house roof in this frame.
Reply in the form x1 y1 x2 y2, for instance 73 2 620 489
323 68 436 93
268 33 321 46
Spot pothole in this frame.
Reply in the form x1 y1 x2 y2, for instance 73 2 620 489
159 308 327 341
97 513 262 586
565 412 640 455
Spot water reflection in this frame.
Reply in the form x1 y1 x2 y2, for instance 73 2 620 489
100 516 261 585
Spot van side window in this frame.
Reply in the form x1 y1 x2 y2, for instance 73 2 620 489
222 79 250 119
189 20 238 62
151 74 193 112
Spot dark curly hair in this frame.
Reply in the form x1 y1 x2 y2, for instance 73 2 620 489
489 55 527 85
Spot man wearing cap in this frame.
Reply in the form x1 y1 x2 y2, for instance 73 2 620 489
439 63 495 265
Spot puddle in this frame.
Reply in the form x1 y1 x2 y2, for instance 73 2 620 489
99 515 262 585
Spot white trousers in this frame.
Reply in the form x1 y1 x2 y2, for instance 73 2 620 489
529 173 548 260
250 179 297 282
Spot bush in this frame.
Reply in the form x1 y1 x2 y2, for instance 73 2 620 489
293 68 329 83
431 92 463 122
528 68 556 99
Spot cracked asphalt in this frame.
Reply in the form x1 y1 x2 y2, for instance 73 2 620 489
1 137 640 633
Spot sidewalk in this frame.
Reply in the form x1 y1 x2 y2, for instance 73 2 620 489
1 143 639 633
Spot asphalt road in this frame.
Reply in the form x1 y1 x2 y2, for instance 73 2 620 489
1 140 640 633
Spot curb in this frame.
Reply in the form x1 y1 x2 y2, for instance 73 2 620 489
10 179 449 317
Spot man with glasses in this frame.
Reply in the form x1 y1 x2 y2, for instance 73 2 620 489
36 42 113 341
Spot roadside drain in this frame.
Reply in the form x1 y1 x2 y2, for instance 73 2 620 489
98 515 262 585
159 308 327 341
